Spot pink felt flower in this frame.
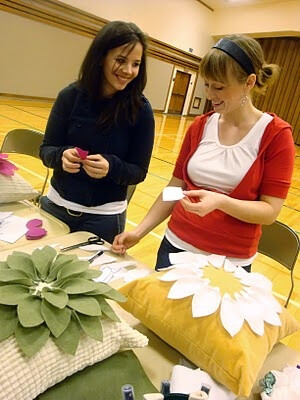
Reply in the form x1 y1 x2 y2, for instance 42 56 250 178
75 147 89 160
0 153 18 176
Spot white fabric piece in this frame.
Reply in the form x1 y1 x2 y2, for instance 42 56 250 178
220 293 244 337
78 244 110 252
170 365 235 400
167 276 205 299
0 318 148 400
93 261 143 284
162 186 184 201
207 254 225 268
169 252 208 267
165 228 256 267
79 253 117 266
192 286 221 318
123 268 150 283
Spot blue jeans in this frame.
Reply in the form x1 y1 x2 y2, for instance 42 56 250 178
155 236 251 272
40 196 126 244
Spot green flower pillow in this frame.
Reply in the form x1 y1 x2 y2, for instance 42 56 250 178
0 247 148 400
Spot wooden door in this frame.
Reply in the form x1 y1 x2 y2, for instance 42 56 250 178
168 71 191 114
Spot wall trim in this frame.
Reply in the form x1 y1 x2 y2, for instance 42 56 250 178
0 92 55 102
0 0 201 71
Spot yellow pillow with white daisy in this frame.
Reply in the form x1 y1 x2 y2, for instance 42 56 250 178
118 254 300 397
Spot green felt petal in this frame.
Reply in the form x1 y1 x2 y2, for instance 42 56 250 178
41 299 71 338
0 304 17 319
42 288 69 309
53 318 81 355
76 313 103 341
0 284 29 305
0 269 32 285
0 261 9 271
17 296 44 327
6 255 37 280
59 278 100 294
77 269 103 280
56 261 89 280
0 317 18 340
31 246 57 280
15 323 50 357
103 288 127 303
83 283 112 296
68 296 102 316
47 254 78 282
96 298 120 322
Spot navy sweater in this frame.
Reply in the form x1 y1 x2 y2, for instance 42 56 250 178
40 83 155 207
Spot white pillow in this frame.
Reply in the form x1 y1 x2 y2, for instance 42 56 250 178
0 318 148 400
0 173 38 203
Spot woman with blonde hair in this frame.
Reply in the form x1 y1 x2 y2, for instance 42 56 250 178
112 34 295 272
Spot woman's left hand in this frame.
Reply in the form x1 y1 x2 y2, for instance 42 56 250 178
82 154 109 179
180 189 225 217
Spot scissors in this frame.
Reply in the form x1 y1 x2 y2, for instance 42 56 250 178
60 236 105 252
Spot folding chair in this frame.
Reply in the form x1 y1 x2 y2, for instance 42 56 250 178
0 129 49 206
127 184 136 204
258 220 300 307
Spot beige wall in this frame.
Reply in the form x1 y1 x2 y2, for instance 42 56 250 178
59 0 214 57
0 11 91 98
144 58 173 111
213 0 300 37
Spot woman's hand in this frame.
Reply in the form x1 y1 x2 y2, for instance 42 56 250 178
62 148 81 173
180 189 225 217
82 154 109 179
111 231 141 254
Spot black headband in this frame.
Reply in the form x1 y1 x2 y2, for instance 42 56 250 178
212 38 255 75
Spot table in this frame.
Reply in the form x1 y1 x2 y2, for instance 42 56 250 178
0 200 70 251
0 231 299 400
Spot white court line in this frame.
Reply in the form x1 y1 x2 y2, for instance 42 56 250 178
13 162 48 181
272 291 300 308
127 219 163 240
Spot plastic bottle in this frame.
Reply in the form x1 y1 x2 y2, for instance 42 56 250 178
160 380 171 395
121 384 135 400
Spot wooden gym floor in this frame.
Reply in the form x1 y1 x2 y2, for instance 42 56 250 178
0 98 299 351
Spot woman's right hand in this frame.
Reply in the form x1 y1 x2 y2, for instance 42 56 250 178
112 231 141 254
62 148 81 173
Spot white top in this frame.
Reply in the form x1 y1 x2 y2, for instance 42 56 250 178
187 112 273 194
47 185 127 215
166 112 274 266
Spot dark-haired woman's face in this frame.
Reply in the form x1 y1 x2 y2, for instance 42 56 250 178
102 42 143 97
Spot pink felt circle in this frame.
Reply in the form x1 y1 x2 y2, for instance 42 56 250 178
26 219 43 229
26 227 47 240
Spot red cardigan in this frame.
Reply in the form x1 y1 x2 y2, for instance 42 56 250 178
168 112 295 258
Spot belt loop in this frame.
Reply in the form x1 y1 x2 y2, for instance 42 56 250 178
66 209 83 217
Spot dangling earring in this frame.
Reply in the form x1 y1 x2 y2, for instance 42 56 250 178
240 93 248 106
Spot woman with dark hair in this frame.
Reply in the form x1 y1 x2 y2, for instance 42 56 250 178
112 34 295 272
40 21 154 243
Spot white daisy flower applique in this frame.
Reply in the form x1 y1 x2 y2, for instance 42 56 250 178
158 252 282 337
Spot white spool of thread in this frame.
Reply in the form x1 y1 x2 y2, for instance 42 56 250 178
188 391 209 400
142 394 164 400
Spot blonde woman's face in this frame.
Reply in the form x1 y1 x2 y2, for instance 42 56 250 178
102 42 143 97
204 79 246 114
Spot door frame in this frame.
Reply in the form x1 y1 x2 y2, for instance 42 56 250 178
164 66 197 116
